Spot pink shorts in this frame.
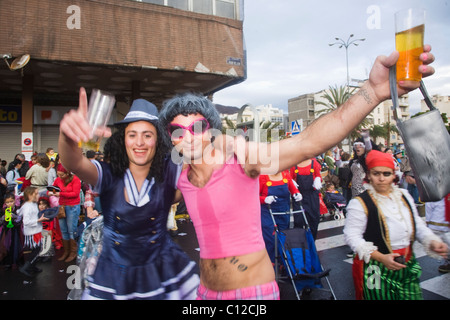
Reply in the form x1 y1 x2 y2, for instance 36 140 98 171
196 280 280 300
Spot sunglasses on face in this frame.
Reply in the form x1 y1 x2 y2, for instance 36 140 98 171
370 170 394 177
167 118 210 140
353 142 365 149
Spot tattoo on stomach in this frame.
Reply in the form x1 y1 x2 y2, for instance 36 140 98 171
229 256 248 272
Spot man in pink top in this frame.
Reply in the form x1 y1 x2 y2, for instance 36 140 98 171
159 47 436 299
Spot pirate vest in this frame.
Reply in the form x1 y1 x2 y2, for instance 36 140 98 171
356 190 416 254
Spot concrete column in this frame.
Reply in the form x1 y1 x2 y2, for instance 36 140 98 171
21 74 34 132
131 80 140 102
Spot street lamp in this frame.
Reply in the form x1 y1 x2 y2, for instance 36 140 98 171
329 34 365 92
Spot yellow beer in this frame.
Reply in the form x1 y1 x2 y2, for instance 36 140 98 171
395 24 424 82
78 140 100 152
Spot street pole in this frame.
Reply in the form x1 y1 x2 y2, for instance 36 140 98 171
329 34 365 95
329 34 365 152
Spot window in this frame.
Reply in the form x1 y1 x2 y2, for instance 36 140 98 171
141 0 165 5
193 0 213 15
215 0 235 19
167 0 189 10
133 0 240 20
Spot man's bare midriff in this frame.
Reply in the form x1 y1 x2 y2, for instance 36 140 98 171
199 249 275 291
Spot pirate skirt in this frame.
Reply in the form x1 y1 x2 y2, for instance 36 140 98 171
352 248 423 300
23 233 42 251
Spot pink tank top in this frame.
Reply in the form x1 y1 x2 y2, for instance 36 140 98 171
177 156 265 259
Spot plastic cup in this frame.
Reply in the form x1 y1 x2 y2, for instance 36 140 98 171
395 8 425 83
79 89 115 151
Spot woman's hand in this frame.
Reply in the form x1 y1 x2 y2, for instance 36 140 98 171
373 252 407 271
429 240 448 259
381 253 408 271
59 87 111 145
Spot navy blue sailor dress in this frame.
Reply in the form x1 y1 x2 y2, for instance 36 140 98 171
83 159 199 300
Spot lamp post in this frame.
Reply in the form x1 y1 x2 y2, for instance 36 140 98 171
329 34 365 153
329 34 365 93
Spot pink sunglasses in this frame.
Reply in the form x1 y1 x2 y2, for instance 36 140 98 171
167 118 210 140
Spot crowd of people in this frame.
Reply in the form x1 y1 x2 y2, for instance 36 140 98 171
1 44 449 300
0 149 105 276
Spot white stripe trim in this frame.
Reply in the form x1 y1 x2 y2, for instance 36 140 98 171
87 261 199 300
89 282 117 294
91 160 103 194
124 111 158 121
161 261 196 287
124 169 154 207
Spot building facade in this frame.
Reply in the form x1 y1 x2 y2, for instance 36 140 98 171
221 104 287 130
0 0 245 161
288 87 411 148
421 94 450 115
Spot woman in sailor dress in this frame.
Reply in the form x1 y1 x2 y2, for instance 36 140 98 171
59 94 199 300
83 158 199 300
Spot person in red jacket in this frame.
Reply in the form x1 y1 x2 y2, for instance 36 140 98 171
48 163 81 262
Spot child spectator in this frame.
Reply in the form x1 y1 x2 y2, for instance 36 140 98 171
0 192 23 269
18 187 48 276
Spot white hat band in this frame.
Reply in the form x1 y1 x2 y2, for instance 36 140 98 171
124 110 159 121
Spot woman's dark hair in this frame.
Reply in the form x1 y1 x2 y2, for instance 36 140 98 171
104 122 169 183
11 159 22 168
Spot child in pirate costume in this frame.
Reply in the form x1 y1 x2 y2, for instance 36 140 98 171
58 89 199 300
344 150 448 300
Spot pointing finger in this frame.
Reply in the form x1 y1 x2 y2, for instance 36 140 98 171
79 87 88 117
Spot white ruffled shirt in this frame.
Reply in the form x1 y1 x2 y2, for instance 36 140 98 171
18 201 42 236
344 184 441 263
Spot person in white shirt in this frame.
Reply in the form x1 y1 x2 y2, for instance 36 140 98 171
425 195 450 273
18 186 48 276
344 150 448 300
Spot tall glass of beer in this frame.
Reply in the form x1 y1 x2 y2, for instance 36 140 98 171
78 88 115 152
395 8 425 83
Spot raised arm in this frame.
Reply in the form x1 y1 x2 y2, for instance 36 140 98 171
244 47 435 175
58 87 111 185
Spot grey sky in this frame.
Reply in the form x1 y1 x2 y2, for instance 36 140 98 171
213 0 450 115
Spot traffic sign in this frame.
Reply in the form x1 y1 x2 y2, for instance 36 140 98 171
291 119 303 134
